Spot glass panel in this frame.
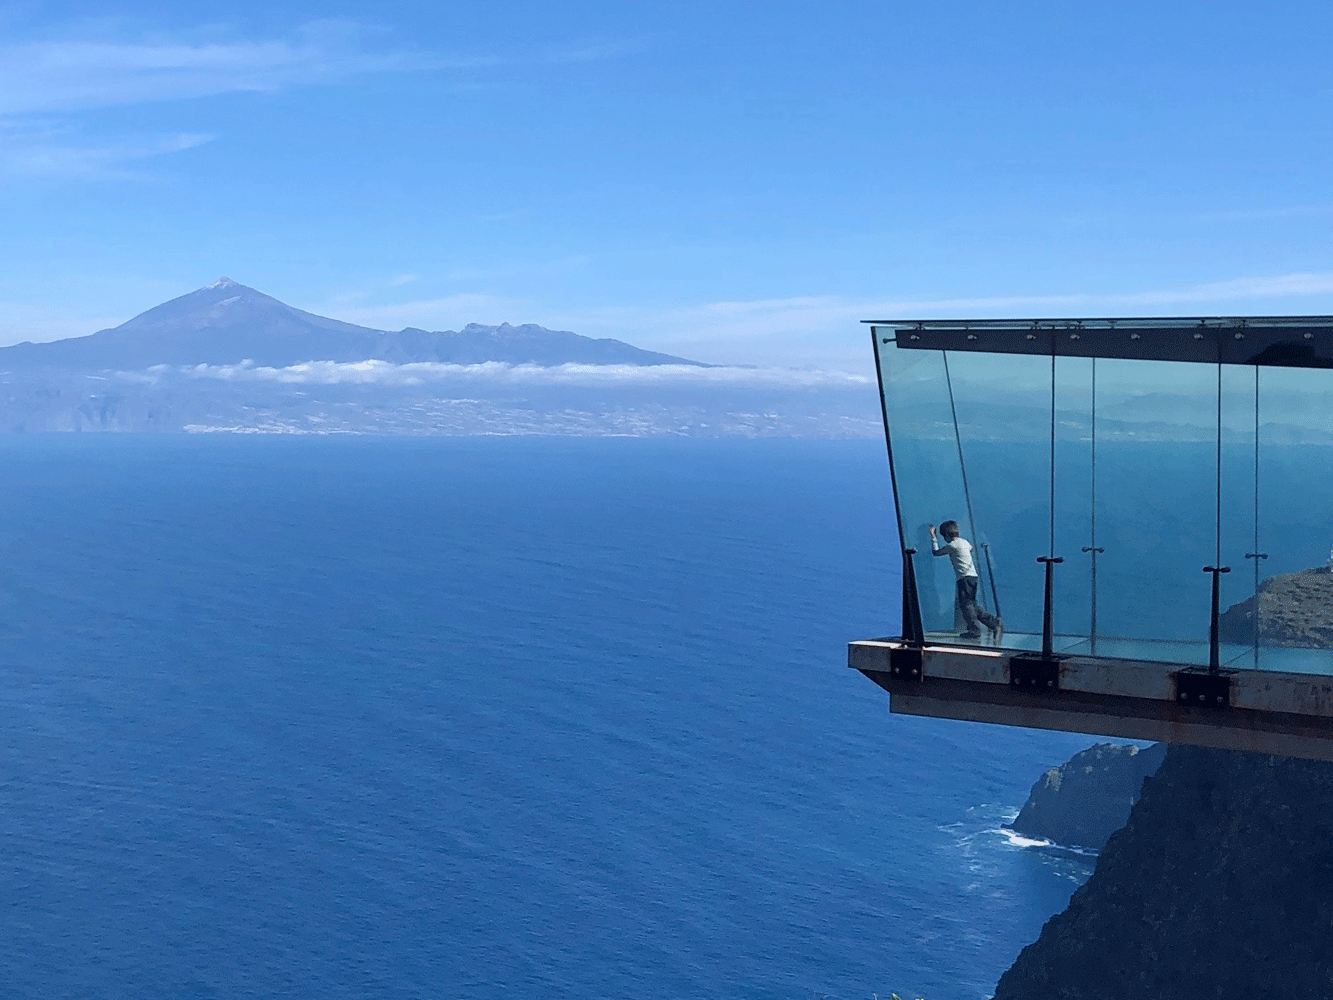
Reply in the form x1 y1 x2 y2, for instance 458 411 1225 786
1219 365 1259 669
1053 356 1094 653
878 327 1333 678
1255 366 1333 674
1091 358 1218 665
875 339 1053 647
875 343 980 640
935 351 1054 650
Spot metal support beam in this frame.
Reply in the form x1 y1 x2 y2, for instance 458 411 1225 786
901 547 924 646
850 639 1333 763
1204 565 1231 674
1175 670 1231 708
1037 555 1063 659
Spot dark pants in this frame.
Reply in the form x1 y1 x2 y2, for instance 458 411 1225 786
956 576 998 634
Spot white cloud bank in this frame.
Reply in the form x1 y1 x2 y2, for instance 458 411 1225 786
161 359 873 389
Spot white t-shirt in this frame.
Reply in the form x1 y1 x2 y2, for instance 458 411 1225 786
933 536 977 579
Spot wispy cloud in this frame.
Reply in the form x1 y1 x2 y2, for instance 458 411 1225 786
316 292 529 331
297 270 1333 369
0 20 639 184
0 125 212 178
542 37 649 64
546 271 1333 367
0 21 458 116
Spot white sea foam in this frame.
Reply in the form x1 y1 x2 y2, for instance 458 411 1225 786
1001 830 1053 849
997 827 1100 857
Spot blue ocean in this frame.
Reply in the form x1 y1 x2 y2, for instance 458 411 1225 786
0 436 1101 999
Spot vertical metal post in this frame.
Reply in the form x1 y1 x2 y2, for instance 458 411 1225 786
1204 565 1231 674
1244 551 1268 661
979 543 1002 619
1038 556 1063 659
1088 357 1099 652
902 548 924 646
1247 363 1263 669
1081 545 1104 648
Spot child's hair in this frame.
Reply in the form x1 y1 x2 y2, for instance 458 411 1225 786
939 519 960 539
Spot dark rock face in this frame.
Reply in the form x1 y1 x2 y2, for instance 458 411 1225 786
1217 567 1333 648
1010 742 1166 849
994 745 1333 1000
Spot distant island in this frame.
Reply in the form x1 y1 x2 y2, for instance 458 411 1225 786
0 279 878 436
0 277 707 371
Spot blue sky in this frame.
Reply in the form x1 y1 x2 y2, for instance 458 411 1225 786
4 1 1333 366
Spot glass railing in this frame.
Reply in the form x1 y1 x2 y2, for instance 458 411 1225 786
872 318 1333 676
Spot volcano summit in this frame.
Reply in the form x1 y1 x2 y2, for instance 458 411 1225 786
0 279 704 371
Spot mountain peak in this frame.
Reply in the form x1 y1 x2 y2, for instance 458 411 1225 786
0 280 707 369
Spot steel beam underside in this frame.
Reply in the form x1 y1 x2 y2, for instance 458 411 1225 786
849 640 1333 762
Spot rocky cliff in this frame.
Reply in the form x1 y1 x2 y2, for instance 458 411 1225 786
994 744 1333 999
1009 742 1166 849
1217 567 1333 648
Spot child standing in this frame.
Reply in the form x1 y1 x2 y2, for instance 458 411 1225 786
929 520 1003 642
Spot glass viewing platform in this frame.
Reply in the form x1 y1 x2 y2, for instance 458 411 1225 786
849 316 1333 761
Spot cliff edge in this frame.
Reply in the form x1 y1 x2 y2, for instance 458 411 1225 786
994 745 1333 999
1009 742 1166 849
1217 566 1333 648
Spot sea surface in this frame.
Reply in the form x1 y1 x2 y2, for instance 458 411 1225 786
0 435 1101 999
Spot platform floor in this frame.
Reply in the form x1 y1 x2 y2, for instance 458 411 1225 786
850 637 1333 762
926 629 1333 675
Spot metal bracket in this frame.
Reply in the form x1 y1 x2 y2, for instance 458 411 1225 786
1203 565 1232 673
888 647 923 682
901 547 924 646
1175 670 1231 708
1009 655 1060 693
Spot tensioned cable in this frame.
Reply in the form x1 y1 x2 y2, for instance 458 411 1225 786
942 353 981 554
1253 365 1261 665
1050 352 1057 557
1090 360 1097 553
1216 362 1223 568
1090 358 1098 645
943 352 1002 618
